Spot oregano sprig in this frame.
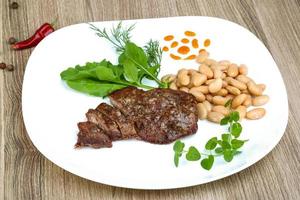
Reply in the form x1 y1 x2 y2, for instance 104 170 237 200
173 100 248 170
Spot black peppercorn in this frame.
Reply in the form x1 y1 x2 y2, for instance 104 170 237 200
10 2 19 9
8 37 17 44
0 62 6 69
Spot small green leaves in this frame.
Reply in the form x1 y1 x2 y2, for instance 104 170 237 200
173 111 248 170
230 111 240 122
223 149 234 162
201 155 214 170
231 139 247 149
173 140 185 167
220 116 230 125
221 133 231 142
173 140 185 152
186 146 201 161
221 141 231 149
205 137 218 150
174 152 181 167
215 147 223 154
231 122 242 138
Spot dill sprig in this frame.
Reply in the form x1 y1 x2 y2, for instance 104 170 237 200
144 39 162 70
89 22 135 52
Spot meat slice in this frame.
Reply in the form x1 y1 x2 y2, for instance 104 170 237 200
75 122 112 148
86 109 122 140
109 87 198 144
96 103 138 139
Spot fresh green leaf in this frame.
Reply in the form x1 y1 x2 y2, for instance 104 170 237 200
215 147 223 154
231 122 242 138
220 116 230 125
224 99 232 108
173 140 185 153
201 155 214 170
221 141 231 149
122 59 139 83
186 146 201 161
230 111 240 122
232 150 242 156
96 66 117 81
66 79 126 97
174 152 181 167
123 42 164 86
124 42 148 70
221 134 231 142
231 139 246 149
205 137 218 150
223 149 234 162
111 64 124 78
60 67 97 81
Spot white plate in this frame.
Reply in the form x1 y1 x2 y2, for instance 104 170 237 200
22 16 288 189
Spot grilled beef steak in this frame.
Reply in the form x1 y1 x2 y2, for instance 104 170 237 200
110 87 198 144
75 87 198 148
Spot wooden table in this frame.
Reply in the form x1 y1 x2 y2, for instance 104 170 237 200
1 0 299 199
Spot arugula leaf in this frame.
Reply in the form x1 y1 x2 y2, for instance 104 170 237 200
95 66 117 81
122 59 139 83
123 42 165 87
186 146 201 161
124 42 148 69
66 79 126 97
61 60 115 81
201 155 214 170
60 67 97 81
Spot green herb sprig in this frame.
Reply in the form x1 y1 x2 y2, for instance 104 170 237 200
88 22 166 88
173 101 248 170
89 22 135 53
60 22 167 97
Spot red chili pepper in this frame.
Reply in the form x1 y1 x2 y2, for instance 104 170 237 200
12 23 55 50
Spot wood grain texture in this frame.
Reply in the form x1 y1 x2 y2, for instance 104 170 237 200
1 0 300 199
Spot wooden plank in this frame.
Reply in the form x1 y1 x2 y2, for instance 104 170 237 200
0 0 299 199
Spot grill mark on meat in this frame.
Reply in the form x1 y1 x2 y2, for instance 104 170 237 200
96 103 139 139
86 109 122 140
75 122 112 148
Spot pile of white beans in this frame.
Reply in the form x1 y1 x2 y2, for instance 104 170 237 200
161 50 269 123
